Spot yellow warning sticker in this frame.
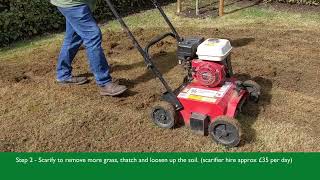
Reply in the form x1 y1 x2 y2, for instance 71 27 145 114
188 95 203 101
188 95 217 103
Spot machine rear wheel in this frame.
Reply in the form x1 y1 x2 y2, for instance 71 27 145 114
150 101 176 129
243 80 261 103
209 116 243 147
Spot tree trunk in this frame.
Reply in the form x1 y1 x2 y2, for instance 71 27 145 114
219 0 224 16
177 0 181 13
196 0 199 16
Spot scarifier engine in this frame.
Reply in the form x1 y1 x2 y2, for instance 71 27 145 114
192 60 226 87
191 39 233 88
105 0 261 147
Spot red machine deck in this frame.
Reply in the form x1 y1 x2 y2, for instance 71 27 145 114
177 78 248 125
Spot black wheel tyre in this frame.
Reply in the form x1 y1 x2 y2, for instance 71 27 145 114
243 80 261 103
209 116 243 147
249 92 260 103
150 101 176 129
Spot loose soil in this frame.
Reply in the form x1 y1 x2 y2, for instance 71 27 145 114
0 25 319 152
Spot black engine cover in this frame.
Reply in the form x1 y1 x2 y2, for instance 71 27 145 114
177 37 204 61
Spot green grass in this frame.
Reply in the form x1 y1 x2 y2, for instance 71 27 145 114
1 0 319 60
0 34 63 61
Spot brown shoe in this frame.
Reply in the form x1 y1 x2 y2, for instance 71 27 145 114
57 77 89 85
100 82 127 96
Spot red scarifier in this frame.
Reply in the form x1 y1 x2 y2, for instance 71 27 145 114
105 0 261 147
172 38 260 147
151 38 261 147
179 39 245 123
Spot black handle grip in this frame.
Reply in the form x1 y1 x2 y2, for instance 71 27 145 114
144 32 176 55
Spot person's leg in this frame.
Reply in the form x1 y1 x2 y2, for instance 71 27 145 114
58 5 112 86
58 5 127 95
56 20 83 81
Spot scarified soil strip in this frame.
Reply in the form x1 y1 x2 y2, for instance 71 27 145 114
0 26 319 152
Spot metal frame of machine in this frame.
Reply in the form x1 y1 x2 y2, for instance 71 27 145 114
105 0 184 110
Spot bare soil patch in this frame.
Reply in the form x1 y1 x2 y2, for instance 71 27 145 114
0 26 319 152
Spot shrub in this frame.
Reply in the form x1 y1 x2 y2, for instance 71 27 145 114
0 0 172 47
0 0 64 46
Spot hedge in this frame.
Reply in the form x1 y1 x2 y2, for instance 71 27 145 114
0 0 319 47
0 0 64 46
0 0 173 47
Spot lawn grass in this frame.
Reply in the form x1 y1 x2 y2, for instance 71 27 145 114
1 0 319 152
1 0 319 60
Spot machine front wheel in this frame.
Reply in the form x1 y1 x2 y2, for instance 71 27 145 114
209 116 243 147
150 101 176 129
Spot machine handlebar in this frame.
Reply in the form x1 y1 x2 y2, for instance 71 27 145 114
144 32 176 55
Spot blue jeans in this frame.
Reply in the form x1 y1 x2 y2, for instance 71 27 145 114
57 4 112 86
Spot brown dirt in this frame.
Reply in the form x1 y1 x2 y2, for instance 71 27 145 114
0 26 319 152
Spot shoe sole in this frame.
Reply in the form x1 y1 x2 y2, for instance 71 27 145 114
100 88 128 96
57 79 89 85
